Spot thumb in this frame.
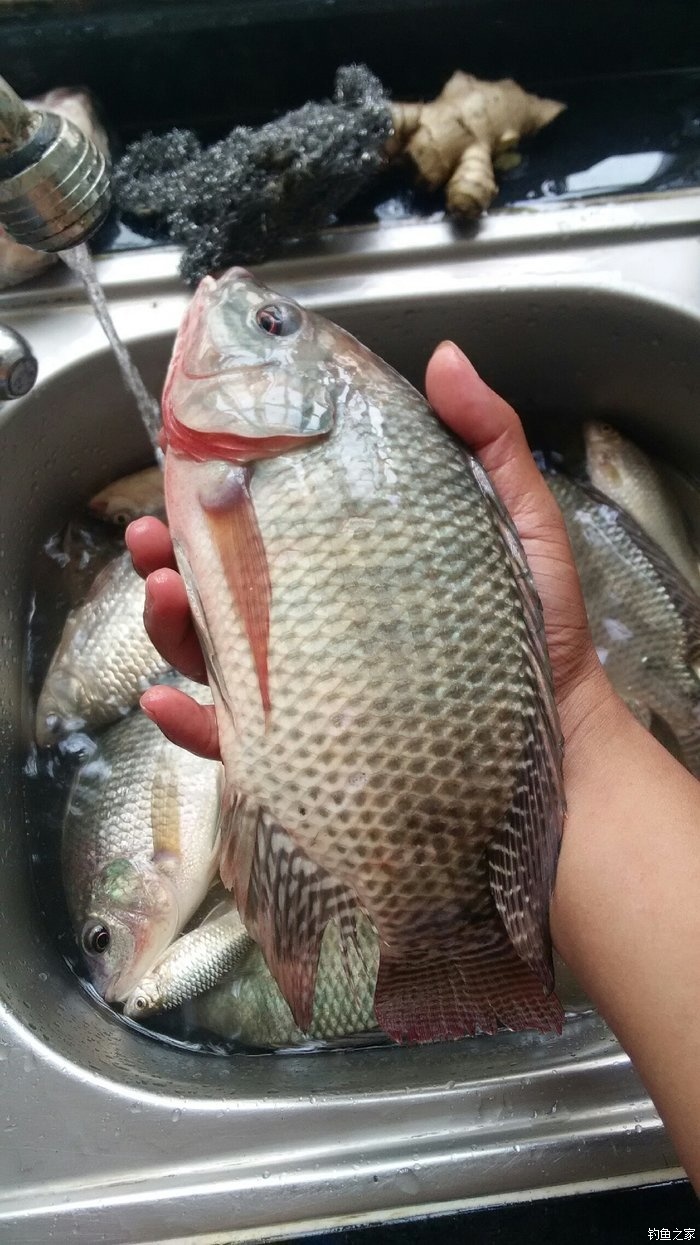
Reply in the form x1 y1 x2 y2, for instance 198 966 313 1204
425 341 562 540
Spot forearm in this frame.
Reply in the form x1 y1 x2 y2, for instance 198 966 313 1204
551 669 700 1188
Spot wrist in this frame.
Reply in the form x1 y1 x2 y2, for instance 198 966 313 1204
556 651 632 772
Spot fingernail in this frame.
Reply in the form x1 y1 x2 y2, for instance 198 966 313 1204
140 694 157 722
436 339 464 359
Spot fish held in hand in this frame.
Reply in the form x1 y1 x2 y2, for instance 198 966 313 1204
123 900 254 1018
62 687 222 1002
161 268 565 1044
584 421 700 593
35 549 170 744
547 467 700 777
89 466 165 526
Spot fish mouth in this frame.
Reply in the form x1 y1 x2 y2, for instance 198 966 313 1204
103 956 160 1005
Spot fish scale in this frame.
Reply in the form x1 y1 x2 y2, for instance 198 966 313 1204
36 550 171 743
163 268 564 1043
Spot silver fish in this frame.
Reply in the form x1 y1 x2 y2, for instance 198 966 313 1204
123 901 254 1018
584 421 700 592
36 550 170 744
196 917 380 1048
88 466 165 526
547 468 700 776
62 687 223 1002
161 268 564 1043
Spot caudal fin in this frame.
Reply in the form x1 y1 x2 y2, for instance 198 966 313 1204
374 925 564 1044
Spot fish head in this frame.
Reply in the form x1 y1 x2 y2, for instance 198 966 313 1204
162 268 368 464
88 467 165 526
88 491 137 527
80 857 180 1002
583 421 632 492
122 976 162 1021
35 670 90 745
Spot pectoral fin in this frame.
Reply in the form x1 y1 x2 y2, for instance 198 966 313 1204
201 467 272 716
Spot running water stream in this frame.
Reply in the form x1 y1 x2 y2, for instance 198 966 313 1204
60 242 162 455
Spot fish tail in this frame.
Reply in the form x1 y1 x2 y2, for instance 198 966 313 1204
374 923 563 1044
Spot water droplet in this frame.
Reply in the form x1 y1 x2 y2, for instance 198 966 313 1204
171 1108 181 1123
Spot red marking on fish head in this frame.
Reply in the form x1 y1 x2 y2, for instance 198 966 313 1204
161 268 343 466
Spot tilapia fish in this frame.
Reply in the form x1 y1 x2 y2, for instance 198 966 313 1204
197 917 380 1048
62 686 222 1001
89 466 165 526
160 268 564 1044
547 468 700 776
585 421 700 592
36 549 170 744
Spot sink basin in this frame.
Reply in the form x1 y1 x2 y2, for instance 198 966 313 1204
1 191 697 1243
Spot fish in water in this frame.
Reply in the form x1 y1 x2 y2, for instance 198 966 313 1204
89 466 165 526
62 686 222 1002
123 899 254 1018
584 421 700 592
36 549 170 744
547 467 700 777
160 268 564 1043
196 916 380 1048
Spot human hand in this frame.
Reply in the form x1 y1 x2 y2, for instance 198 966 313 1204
126 340 616 761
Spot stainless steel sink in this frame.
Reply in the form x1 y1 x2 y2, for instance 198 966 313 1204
1 190 698 1243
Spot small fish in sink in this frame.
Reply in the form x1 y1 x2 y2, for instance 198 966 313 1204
194 916 381 1049
123 899 254 1019
62 682 222 1003
546 466 700 777
88 466 165 527
35 550 170 744
584 420 700 593
160 267 565 1044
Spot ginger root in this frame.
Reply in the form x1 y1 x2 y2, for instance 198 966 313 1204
387 72 565 217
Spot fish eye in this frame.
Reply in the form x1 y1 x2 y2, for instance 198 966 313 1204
255 303 302 337
82 920 111 955
112 510 130 526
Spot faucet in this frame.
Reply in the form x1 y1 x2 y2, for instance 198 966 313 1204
0 72 111 398
0 73 110 251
